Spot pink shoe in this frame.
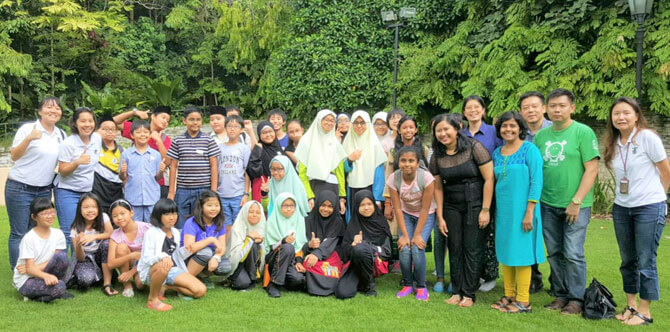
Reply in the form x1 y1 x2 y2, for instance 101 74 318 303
396 286 413 298
416 288 429 301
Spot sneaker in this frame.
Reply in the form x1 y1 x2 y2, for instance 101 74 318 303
396 286 413 298
416 288 429 301
391 262 401 274
433 281 445 293
23 296 30 302
178 293 194 301
202 277 215 290
365 280 378 297
478 278 496 292
266 283 281 298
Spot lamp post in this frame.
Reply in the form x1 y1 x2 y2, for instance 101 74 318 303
381 7 416 109
628 0 654 102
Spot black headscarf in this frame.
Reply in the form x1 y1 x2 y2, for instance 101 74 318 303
305 190 345 241
343 190 391 248
249 120 286 177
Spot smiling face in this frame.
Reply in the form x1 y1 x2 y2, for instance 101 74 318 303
76 112 96 137
319 199 334 218
260 126 276 144
80 198 99 223
337 117 350 132
520 96 546 125
99 121 118 143
111 205 134 229
352 116 367 136
321 114 336 133
270 161 285 181
280 198 296 218
151 113 170 131
399 120 417 142
269 114 285 131
358 197 375 217
611 102 639 134
161 212 178 229
183 111 203 134
398 151 419 176
434 120 458 149
202 197 221 223
499 118 521 144
546 95 575 123
388 114 402 132
373 119 388 137
131 126 151 146
38 100 62 126
287 122 304 143
248 203 262 225
33 208 56 228
210 114 226 134
464 99 485 122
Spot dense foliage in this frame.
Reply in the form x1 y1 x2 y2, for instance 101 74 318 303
1 0 669 123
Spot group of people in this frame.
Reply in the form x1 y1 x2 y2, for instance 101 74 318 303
6 89 668 325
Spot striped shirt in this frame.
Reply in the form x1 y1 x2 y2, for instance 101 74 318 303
167 131 221 188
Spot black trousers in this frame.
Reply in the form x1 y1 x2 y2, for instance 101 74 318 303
335 242 376 299
229 243 261 290
265 243 305 290
445 204 487 300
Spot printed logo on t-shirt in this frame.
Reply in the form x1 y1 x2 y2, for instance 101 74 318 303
543 140 567 164
592 139 599 152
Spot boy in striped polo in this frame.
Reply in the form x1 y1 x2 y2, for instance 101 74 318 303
167 106 221 228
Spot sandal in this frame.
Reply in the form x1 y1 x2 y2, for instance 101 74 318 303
445 295 461 305
504 301 532 313
625 312 653 326
147 300 172 312
491 296 513 311
122 288 134 298
102 284 118 296
458 297 475 308
616 305 637 321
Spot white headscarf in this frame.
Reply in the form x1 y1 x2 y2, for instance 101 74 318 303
224 201 266 276
342 110 388 188
294 109 347 181
372 111 390 141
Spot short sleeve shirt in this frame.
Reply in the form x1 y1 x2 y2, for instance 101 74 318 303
13 228 66 289
110 221 152 252
465 123 504 156
534 121 600 208
180 217 226 250
429 139 491 205
217 142 251 197
55 133 102 192
122 121 171 186
70 217 111 254
167 131 221 188
386 170 436 217
9 121 65 187
120 146 161 206
612 128 667 207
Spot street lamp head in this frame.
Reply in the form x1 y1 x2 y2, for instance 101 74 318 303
381 10 397 23
399 7 417 19
628 0 654 17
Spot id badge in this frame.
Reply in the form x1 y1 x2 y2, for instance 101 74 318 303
620 177 629 194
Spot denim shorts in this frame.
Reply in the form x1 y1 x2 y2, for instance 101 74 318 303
143 266 186 286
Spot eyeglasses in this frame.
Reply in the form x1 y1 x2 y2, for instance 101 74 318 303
100 128 117 133
270 167 285 173
38 210 56 217
352 121 366 127
226 125 241 129
281 204 295 208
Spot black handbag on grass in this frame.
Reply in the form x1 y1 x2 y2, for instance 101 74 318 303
583 278 617 320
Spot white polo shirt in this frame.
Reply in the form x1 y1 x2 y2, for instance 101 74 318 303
9 121 65 187
612 128 668 208
54 132 102 192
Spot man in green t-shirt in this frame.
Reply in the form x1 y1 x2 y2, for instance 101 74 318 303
533 88 599 315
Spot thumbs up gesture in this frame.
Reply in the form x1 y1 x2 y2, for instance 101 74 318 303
352 231 363 246
76 148 91 165
28 123 42 141
159 158 167 172
285 231 295 244
121 160 128 174
308 232 321 249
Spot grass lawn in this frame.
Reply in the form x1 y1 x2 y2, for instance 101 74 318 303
0 208 668 331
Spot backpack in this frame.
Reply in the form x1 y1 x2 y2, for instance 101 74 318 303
393 168 426 193
582 278 617 320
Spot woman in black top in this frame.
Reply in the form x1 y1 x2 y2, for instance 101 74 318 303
430 114 494 307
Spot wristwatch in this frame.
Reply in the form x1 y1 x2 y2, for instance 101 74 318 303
571 198 581 205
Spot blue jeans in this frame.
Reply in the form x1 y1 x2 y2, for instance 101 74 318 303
612 202 666 301
6 179 53 269
132 205 153 223
541 204 591 303
54 187 85 254
220 195 243 227
174 187 207 229
399 212 435 288
433 221 448 279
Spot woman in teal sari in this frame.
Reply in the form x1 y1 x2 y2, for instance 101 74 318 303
491 111 545 313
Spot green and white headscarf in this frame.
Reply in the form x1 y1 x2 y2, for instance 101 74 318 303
268 155 310 217
265 192 307 253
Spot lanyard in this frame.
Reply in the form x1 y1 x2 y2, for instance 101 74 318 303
618 142 630 176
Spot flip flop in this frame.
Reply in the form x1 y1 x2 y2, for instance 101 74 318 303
147 301 172 312
101 284 118 296
625 312 653 326
616 306 637 321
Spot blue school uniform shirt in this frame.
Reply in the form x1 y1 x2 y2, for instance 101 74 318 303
180 216 227 250
55 133 102 192
120 146 161 207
